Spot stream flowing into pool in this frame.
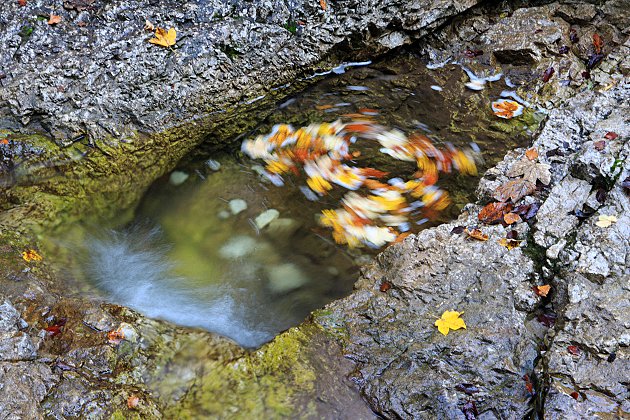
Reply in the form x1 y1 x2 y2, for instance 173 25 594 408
60 53 538 348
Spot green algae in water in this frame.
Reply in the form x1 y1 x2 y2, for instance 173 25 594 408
77 54 538 348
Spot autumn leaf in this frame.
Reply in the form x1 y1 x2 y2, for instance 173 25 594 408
604 131 618 140
0 139 8 145
149 27 177 48
315 104 334 110
380 281 391 292
107 328 125 344
48 13 62 25
523 374 534 395
18 0 27 6
503 212 521 225
595 214 617 227
465 228 488 241
435 310 466 335
493 178 536 202
499 238 520 250
567 345 580 355
22 249 42 262
525 148 538 161
533 284 551 297
491 99 524 119
507 157 551 185
592 33 603 54
319 0 327 10
127 395 140 409
478 202 512 224
144 19 155 32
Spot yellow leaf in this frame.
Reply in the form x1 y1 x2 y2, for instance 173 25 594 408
595 214 617 228
22 249 42 262
435 310 466 336
149 27 176 48
499 238 521 250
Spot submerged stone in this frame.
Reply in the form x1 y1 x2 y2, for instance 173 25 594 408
218 236 258 259
266 263 310 294
255 209 280 230
169 171 189 186
228 199 248 215
266 218 302 240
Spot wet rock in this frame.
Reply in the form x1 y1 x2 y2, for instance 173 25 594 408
169 171 189 186
265 218 302 241
0 331 37 361
218 235 258 259
0 362 57 419
228 198 247 215
255 209 279 230
266 263 310 294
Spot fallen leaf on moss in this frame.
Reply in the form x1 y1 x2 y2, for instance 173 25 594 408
478 202 513 224
595 214 617 228
507 158 551 185
48 13 62 25
525 148 539 161
465 228 488 241
149 27 176 47
503 212 521 225
435 310 466 335
494 178 536 202
499 238 520 250
22 249 42 262
533 284 551 297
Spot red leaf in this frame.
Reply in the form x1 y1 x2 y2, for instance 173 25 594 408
478 202 513 224
592 33 603 54
567 345 580 355
380 281 391 292
542 67 555 83
523 374 534 395
604 131 618 140
18 0 27 5
593 140 606 151
570 391 579 400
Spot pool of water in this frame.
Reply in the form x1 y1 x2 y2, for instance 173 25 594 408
66 53 538 347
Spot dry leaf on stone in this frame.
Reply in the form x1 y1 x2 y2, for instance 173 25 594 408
503 212 522 225
499 238 521 250
525 148 539 161
492 99 524 119
595 214 617 228
493 178 536 202
533 284 551 297
320 0 327 10
465 228 489 241
149 27 177 47
478 202 512 224
507 157 551 185
48 13 62 25
435 310 466 335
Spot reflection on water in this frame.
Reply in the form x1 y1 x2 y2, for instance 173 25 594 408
79 54 537 347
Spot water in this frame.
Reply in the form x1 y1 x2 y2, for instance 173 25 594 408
70 53 537 348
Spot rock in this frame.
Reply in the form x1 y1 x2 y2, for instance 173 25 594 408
206 159 221 171
266 263 310 294
0 332 37 361
169 171 189 186
255 209 279 230
0 301 22 333
218 235 258 259
0 362 57 419
265 218 302 240
228 199 247 215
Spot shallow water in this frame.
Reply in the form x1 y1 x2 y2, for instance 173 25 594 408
67 53 537 347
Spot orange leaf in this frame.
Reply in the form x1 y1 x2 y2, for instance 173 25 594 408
525 148 538 161
127 395 140 409
592 33 603 54
48 13 62 25
315 104 334 110
465 228 488 241
0 139 8 145
22 249 42 262
494 178 536 202
320 0 327 10
478 202 513 224
533 284 551 297
149 27 177 48
107 328 125 345
18 0 27 6
492 99 524 119
503 212 522 225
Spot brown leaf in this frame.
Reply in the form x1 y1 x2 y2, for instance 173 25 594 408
478 202 513 225
48 13 62 25
494 179 536 202
593 140 606 151
127 395 140 409
503 212 522 225
319 0 327 10
592 33 603 54
533 284 551 297
465 228 488 241
380 281 391 292
604 131 618 140
525 148 539 161
507 157 552 185
499 238 521 250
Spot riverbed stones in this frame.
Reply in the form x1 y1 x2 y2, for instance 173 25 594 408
266 263 310 294
228 199 247 215
255 209 279 230
218 235 258 259
169 171 189 186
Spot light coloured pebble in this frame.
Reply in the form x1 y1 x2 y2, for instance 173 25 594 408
206 159 221 171
218 210 231 219
430 85 443 91
266 263 310 294
169 171 189 186
218 236 258 259
229 199 248 215
266 218 302 240
255 209 279 229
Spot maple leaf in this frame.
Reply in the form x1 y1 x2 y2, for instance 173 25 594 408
149 27 177 48
499 238 520 250
478 202 512 224
465 228 488 241
48 13 62 25
435 310 466 335
525 148 538 161
503 212 521 225
491 99 524 119
22 249 42 262
507 157 551 185
595 214 617 228
493 178 536 202
533 284 551 297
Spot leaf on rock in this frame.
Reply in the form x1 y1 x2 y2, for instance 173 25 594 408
570 391 579 400
503 212 522 225
523 374 534 395
320 0 327 10
604 131 618 140
380 281 391 292
592 33 603 54
595 214 617 228
533 284 551 297
493 179 536 202
478 202 512 224
465 228 488 241
149 27 177 47
491 99 524 119
507 157 552 185
567 345 580 355
127 395 140 409
48 13 62 25
107 328 125 345
499 238 520 250
435 310 466 335
525 148 539 161
18 0 27 6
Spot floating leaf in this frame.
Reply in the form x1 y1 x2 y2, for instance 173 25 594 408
465 228 488 241
533 284 551 297
48 13 62 25
525 148 539 161
507 157 552 185
503 212 522 225
149 27 177 48
435 310 466 336
494 178 536 202
22 249 42 262
478 202 512 224
492 99 524 119
499 238 520 250
595 214 617 228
